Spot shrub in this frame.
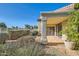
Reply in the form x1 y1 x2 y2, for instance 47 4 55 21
8 29 30 40
0 44 6 56
14 43 45 56
0 33 9 44
62 10 79 42
74 3 79 10
0 42 46 56
31 31 38 36
62 10 79 50
74 40 79 50
0 35 46 56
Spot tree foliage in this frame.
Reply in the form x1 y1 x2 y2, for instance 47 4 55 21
33 25 38 29
25 24 31 29
25 24 38 29
0 22 7 28
62 10 79 42
74 3 79 10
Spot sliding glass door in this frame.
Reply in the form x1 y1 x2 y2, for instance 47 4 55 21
57 23 62 36
47 27 55 36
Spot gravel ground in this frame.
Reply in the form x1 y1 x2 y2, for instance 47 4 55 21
44 44 79 56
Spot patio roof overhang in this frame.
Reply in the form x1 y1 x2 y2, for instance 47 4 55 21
40 12 70 27
41 11 69 17
39 4 75 27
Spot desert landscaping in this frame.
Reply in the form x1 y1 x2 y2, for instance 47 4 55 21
0 22 79 56
0 3 79 56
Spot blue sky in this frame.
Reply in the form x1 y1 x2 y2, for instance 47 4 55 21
0 3 70 28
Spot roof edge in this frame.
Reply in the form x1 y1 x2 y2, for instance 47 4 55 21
40 4 74 14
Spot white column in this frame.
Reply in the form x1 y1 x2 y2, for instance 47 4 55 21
40 16 47 44
38 19 41 33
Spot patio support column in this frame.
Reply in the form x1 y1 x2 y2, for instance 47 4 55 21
40 16 47 44
37 19 41 34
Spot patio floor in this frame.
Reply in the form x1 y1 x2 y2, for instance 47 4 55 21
35 36 64 44
47 36 64 45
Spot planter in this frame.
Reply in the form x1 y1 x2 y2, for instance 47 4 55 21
64 41 75 49
62 34 67 41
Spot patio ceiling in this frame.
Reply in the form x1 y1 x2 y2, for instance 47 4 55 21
47 16 69 26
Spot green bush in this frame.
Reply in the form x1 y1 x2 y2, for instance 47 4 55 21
62 10 79 50
74 3 79 10
74 40 79 50
31 31 38 36
62 10 79 42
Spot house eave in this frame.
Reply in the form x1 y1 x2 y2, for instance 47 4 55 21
40 11 70 17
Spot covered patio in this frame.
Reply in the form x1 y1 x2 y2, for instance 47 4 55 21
37 4 74 44
37 12 69 44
